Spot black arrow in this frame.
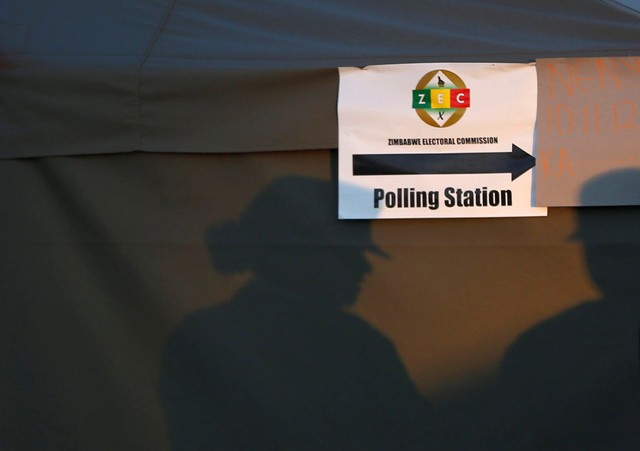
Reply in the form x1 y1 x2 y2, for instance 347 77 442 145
353 144 535 181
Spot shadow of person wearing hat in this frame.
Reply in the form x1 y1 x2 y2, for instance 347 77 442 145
489 169 640 450
161 175 433 450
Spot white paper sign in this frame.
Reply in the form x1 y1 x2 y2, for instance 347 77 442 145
338 62 547 219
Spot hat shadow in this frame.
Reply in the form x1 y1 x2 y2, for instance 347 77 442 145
440 169 640 450
160 175 433 450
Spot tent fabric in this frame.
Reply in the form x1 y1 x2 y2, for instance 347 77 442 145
600 0 640 18
3 149 639 450
2 2 640 449
2 0 640 158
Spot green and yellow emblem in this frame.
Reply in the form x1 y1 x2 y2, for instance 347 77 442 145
413 70 471 128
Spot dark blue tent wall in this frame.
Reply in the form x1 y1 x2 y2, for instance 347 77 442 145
2 1 640 450
2 0 640 158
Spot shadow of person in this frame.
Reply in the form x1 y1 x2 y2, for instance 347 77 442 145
493 169 640 450
161 176 433 450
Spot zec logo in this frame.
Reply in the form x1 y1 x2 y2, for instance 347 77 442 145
412 70 470 128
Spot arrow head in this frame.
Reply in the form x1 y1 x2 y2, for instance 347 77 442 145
510 144 536 181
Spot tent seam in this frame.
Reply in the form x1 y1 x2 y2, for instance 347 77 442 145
136 0 180 151
597 0 640 18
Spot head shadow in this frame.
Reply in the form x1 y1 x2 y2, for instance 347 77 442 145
431 169 640 450
204 175 388 308
483 169 640 449
571 168 640 301
161 175 433 450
